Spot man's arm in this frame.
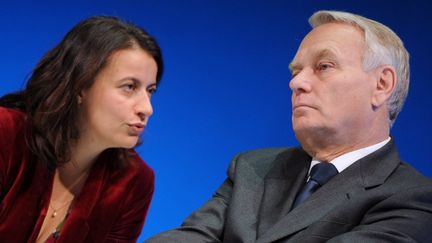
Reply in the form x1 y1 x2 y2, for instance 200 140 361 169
329 184 432 243
145 154 239 243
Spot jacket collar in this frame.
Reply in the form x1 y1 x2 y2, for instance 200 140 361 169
256 139 400 242
256 147 311 236
57 151 109 241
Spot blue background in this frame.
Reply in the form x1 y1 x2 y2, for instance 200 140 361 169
1 1 431 241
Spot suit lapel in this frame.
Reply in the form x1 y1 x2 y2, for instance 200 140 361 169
256 148 311 236
257 140 400 243
257 166 362 243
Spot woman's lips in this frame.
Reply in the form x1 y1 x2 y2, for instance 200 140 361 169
128 123 145 135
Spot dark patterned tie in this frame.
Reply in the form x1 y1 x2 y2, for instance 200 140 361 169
291 162 338 209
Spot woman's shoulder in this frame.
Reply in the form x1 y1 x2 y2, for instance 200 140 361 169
121 152 155 200
0 106 26 128
103 150 154 189
0 107 27 139
0 107 34 189
127 151 155 184
97 150 154 210
0 107 27 147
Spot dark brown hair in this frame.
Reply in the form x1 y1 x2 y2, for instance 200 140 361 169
0 16 163 170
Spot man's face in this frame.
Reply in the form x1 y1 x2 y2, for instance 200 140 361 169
289 23 377 143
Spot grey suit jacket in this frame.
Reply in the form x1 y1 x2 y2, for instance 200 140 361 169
147 140 432 242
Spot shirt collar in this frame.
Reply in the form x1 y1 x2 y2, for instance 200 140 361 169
309 137 391 174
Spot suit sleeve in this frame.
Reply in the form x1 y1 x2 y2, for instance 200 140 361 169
145 154 241 243
328 184 432 243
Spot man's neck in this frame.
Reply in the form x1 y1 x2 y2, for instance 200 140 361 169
300 132 390 162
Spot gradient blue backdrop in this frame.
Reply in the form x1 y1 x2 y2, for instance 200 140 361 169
1 1 431 241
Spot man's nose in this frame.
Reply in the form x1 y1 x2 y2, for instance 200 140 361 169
289 68 313 94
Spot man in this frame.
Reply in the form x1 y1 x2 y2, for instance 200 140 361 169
147 10 432 242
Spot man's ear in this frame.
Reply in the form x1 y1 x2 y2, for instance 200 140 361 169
371 65 397 109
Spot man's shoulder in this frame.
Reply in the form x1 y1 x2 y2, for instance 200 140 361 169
389 160 432 188
235 147 301 161
228 147 309 177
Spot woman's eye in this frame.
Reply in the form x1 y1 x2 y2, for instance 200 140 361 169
123 83 136 92
147 87 157 95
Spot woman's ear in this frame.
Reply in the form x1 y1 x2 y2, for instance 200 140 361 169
371 65 397 109
77 93 83 104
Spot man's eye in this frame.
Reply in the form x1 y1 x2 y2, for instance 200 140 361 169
318 63 332 71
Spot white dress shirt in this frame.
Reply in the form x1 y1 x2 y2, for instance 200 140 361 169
309 137 391 175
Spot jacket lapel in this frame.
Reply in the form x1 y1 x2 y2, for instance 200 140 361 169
58 152 108 242
256 148 311 236
257 140 400 243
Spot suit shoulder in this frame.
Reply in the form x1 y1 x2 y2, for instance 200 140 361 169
390 160 432 187
230 147 308 177
236 147 306 163
236 147 289 159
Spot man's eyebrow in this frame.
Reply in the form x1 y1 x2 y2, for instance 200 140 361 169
289 48 338 73
315 48 338 61
289 61 301 73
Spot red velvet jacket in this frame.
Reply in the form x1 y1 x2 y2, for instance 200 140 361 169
0 107 155 242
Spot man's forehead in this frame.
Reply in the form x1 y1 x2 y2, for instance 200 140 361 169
289 24 365 70
301 22 364 48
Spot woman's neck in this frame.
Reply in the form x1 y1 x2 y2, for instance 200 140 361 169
66 134 105 175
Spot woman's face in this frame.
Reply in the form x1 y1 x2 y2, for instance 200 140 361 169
79 47 158 150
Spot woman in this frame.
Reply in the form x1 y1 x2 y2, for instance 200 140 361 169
0 15 163 242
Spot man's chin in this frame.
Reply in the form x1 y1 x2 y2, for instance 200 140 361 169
292 120 321 133
293 124 331 140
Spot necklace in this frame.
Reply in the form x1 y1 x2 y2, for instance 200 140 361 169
48 168 89 218
49 199 74 218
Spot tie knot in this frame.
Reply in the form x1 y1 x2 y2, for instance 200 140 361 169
309 163 338 185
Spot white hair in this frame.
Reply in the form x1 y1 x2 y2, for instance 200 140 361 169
309 10 410 126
